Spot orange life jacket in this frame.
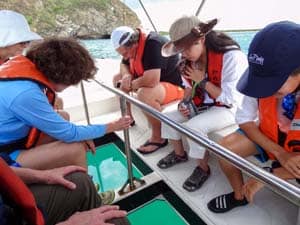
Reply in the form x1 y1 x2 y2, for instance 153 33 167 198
0 55 55 149
189 51 223 107
259 96 300 159
0 158 45 225
129 28 147 78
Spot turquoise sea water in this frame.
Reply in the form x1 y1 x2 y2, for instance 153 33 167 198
82 31 257 59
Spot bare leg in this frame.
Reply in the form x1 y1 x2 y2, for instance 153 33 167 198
37 110 70 145
197 151 210 172
17 141 87 170
172 139 186 156
218 132 258 200
137 85 167 152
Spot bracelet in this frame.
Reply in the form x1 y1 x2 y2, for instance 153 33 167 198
199 78 208 90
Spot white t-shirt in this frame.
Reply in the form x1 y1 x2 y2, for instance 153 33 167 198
236 93 299 133
235 95 258 125
204 50 248 114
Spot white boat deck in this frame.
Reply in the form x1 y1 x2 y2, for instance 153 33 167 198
61 59 299 225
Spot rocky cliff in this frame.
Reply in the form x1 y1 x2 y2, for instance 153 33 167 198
0 0 141 39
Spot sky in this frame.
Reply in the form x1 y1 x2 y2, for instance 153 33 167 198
122 0 300 31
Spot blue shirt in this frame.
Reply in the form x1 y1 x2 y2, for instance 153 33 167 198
0 80 106 145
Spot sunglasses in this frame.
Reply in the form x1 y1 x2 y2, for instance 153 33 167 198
282 93 296 120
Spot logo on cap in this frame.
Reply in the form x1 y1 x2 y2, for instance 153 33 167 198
248 53 264 65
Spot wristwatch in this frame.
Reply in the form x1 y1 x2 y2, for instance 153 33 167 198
199 77 208 90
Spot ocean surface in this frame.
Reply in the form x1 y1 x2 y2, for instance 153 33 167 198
81 31 257 59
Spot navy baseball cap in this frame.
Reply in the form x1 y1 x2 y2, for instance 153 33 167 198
237 21 300 98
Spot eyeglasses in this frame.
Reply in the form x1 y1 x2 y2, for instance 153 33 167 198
282 93 296 120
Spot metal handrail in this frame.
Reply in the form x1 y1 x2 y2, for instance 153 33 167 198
195 0 206 16
94 79 300 207
138 0 158 32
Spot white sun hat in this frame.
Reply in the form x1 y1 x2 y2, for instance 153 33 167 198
111 26 134 49
0 10 42 48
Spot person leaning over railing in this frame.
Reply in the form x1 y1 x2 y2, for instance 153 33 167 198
208 21 300 213
0 38 132 225
156 16 248 192
111 25 185 154
0 10 69 125
0 37 132 170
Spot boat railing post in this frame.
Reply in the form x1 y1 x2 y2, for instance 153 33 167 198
80 81 91 125
118 96 145 195
120 96 134 186
195 0 206 16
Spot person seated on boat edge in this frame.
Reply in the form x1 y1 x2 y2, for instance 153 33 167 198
0 37 132 170
0 155 130 225
0 11 120 205
0 10 70 135
110 26 185 154
157 16 247 192
208 21 300 213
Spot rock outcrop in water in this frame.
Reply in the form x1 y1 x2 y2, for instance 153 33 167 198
0 0 141 39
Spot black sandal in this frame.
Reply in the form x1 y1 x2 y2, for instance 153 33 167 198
207 192 248 213
182 166 210 192
157 151 188 169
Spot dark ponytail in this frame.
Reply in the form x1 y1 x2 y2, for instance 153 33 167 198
205 31 240 53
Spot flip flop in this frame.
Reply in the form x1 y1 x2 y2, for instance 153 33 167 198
137 139 168 154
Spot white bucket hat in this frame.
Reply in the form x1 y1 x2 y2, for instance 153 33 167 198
111 26 134 49
0 10 42 48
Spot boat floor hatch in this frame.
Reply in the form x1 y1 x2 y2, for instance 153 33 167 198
117 180 206 225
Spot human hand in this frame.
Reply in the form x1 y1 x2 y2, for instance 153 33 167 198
106 116 132 133
131 79 138 91
58 205 127 225
84 140 96 154
182 64 205 82
178 102 191 118
243 178 264 203
277 151 300 178
120 74 132 92
43 166 86 190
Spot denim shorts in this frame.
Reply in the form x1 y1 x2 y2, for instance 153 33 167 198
236 128 269 163
9 150 21 161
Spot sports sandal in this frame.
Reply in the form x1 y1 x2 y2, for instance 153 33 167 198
207 192 248 213
157 151 188 169
182 166 210 192
137 139 168 154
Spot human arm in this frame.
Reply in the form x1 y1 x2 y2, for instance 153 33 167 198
11 165 86 189
237 97 300 178
56 205 127 225
184 65 223 101
118 62 133 92
131 68 160 90
10 87 131 142
215 50 248 105
131 38 167 90
177 87 192 117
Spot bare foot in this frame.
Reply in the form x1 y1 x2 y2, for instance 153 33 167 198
243 178 264 202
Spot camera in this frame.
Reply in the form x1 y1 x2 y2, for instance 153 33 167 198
179 97 198 118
